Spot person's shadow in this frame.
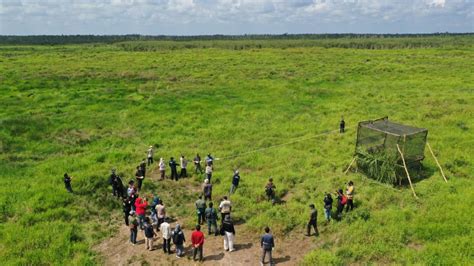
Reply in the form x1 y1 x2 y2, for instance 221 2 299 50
273 255 291 264
205 252 225 261
234 242 253 250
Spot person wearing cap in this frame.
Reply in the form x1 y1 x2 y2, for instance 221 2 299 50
195 195 207 225
194 153 203 174
222 215 236 252
160 217 172 254
169 157 179 181
180 155 188 178
159 158 166 180
203 179 212 201
219 196 232 221
306 204 319 236
63 173 73 193
172 223 186 258
147 146 154 166
230 170 240 194
128 211 138 245
191 225 205 262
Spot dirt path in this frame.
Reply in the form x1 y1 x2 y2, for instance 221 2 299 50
95 221 321 265
95 166 322 265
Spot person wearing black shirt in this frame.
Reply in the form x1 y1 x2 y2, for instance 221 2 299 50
64 173 73 193
169 157 179 181
306 204 319 236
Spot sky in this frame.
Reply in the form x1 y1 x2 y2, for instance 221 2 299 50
0 0 473 35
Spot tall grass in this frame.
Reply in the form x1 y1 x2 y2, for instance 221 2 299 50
0 37 473 264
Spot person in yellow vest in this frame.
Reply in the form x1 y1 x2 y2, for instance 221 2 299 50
345 181 355 212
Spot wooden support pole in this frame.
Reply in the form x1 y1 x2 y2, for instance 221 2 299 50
344 157 356 175
427 142 448 183
397 144 418 199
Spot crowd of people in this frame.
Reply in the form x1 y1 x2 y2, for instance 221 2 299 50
62 119 353 265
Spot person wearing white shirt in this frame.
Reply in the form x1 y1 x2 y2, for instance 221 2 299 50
160 218 172 254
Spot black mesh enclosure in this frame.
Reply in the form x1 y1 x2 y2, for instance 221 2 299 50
356 117 428 167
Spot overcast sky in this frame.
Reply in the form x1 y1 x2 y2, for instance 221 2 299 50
0 0 473 35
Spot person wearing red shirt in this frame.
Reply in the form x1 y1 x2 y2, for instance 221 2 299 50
134 196 148 230
191 225 205 261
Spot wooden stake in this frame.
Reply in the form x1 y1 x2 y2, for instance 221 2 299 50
427 142 448 183
397 144 418 198
344 157 356 175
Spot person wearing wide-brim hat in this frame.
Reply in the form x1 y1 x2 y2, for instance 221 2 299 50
128 211 138 245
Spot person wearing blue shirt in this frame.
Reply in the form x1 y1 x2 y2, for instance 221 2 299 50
260 226 275 265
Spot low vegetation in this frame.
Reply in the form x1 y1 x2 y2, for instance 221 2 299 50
0 36 473 265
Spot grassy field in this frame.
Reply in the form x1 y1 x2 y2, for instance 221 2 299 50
0 37 473 265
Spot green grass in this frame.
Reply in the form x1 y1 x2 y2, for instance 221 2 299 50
0 37 473 265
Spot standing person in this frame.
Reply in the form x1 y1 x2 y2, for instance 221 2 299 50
194 153 203 174
172 223 186 258
169 157 179 181
340 116 345 133
129 211 138 245
306 204 319 237
219 196 232 221
147 146 154 166
222 215 236 252
195 195 207 225
155 200 166 231
205 153 214 166
203 179 212 201
229 170 240 194
160 217 172 254
323 193 333 223
109 169 119 197
335 189 346 221
140 159 147 178
122 197 131 226
265 178 276 204
135 196 148 229
135 166 144 191
115 174 125 198
205 202 219 236
159 158 166 180
64 173 73 193
205 163 213 181
191 225 205 262
150 195 160 227
144 217 156 251
127 180 136 197
129 192 138 212
260 226 275 266
345 181 355 212
180 155 188 178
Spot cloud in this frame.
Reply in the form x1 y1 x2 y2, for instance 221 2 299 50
0 0 472 34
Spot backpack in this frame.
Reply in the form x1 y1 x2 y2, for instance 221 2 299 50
341 195 347 205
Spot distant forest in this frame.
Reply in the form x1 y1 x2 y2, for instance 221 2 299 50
0 33 473 45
